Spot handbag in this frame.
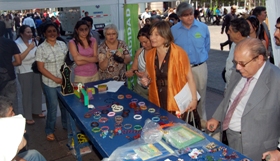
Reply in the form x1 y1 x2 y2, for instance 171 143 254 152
186 110 201 130
31 61 41 73
31 40 41 74
65 40 78 67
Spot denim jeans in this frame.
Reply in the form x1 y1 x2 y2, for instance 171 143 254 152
4 28 13 40
42 83 67 135
17 149 46 161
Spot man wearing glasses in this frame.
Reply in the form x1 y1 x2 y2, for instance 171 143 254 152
207 37 280 160
224 18 250 87
262 17 280 161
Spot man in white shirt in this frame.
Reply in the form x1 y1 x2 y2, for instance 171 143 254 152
224 18 250 87
141 8 151 24
207 38 280 160
22 14 36 37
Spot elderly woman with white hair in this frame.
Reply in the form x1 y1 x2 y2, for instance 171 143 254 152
98 24 131 81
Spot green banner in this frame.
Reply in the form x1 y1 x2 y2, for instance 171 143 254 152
124 4 140 89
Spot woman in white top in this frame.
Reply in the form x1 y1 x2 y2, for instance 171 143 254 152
15 25 43 125
125 26 152 99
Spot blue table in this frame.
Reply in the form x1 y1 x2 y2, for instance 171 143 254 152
57 80 252 161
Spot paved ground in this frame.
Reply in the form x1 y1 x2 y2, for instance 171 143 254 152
22 23 231 161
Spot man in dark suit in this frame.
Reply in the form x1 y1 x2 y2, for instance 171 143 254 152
262 16 280 161
207 37 280 160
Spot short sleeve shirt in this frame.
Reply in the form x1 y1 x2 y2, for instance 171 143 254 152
35 40 67 87
0 37 20 81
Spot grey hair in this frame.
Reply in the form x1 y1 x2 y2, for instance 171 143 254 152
0 96 13 117
103 24 118 37
176 2 194 17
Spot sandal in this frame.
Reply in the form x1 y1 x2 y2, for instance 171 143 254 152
26 120 35 125
47 133 55 141
32 113 45 118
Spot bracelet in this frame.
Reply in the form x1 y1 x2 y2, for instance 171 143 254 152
93 115 101 119
123 124 132 129
88 104 95 109
133 114 142 120
100 126 109 132
122 112 129 118
117 94 124 99
125 94 132 99
115 115 123 124
134 125 142 131
138 101 145 106
160 116 168 121
140 105 147 110
112 105 124 112
148 108 155 113
101 109 109 114
91 121 99 127
84 113 91 118
129 102 137 109
131 98 138 102
99 117 108 123
107 111 116 117
92 127 101 133
115 123 122 128
94 111 101 116
123 109 130 114
152 116 160 122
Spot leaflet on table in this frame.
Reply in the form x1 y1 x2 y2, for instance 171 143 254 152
94 81 125 92
174 83 201 114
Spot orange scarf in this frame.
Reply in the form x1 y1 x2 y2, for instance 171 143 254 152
145 43 190 111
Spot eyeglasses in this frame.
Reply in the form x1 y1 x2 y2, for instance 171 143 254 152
232 55 259 67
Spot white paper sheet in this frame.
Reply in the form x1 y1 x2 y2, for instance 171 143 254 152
174 83 201 114
0 114 26 161
94 81 125 93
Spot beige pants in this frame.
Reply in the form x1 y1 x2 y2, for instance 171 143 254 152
74 73 100 84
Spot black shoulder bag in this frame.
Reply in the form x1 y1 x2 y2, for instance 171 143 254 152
64 40 78 67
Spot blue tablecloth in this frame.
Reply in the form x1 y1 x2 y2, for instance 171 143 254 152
57 80 251 161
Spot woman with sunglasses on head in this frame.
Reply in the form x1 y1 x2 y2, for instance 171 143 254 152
69 20 99 83
15 25 44 125
125 26 152 99
98 24 131 81
140 21 197 119
35 23 68 141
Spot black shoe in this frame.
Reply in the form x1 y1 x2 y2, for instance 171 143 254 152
220 43 223 51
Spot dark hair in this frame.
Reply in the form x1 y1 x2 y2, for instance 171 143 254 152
168 13 179 20
0 96 13 117
27 13 31 17
246 16 259 32
42 23 59 34
85 11 89 15
137 26 150 39
150 21 174 47
0 21 5 36
277 17 280 24
145 8 148 10
252 6 266 16
16 25 31 39
73 20 91 48
82 16 93 26
230 18 250 37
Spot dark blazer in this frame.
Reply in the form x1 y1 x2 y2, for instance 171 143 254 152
212 62 280 160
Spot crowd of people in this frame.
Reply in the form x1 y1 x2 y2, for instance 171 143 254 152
1 2 280 160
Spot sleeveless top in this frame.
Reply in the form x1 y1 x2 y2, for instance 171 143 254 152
137 48 146 85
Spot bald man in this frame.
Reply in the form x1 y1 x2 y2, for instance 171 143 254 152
207 38 280 160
